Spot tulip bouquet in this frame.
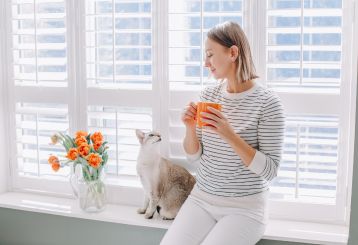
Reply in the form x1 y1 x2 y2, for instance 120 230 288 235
48 130 108 181
48 130 108 212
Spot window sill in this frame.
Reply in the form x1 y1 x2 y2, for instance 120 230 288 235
0 191 349 245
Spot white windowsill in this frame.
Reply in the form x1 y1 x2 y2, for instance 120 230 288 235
0 191 349 245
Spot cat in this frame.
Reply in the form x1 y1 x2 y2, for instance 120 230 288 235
135 129 196 220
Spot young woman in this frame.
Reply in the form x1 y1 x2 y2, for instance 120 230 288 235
160 21 285 245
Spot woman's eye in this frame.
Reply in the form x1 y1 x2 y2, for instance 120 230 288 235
148 134 154 137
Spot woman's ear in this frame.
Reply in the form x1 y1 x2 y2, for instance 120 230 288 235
230 45 239 62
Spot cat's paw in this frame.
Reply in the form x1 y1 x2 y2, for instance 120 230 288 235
137 208 146 214
144 213 154 219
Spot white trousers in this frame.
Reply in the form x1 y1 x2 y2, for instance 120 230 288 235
160 196 266 245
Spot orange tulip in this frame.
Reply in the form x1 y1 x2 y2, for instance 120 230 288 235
87 153 102 169
50 134 59 145
78 143 90 157
51 162 60 172
93 141 103 151
75 136 87 146
66 148 78 160
48 155 59 165
91 132 103 144
75 130 88 139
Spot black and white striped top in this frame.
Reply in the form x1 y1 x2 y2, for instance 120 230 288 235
188 81 285 197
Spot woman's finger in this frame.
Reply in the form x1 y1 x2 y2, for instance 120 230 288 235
189 102 197 110
207 107 224 119
201 112 219 122
185 110 196 118
201 118 218 128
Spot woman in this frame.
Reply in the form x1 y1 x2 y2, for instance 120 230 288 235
160 21 285 245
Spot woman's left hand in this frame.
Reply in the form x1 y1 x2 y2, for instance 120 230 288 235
200 107 236 140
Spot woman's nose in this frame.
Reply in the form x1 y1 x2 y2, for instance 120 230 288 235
204 59 210 68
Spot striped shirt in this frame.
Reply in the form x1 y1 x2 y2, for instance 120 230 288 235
187 81 285 197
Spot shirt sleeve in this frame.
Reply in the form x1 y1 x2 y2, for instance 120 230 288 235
185 141 202 163
248 93 285 181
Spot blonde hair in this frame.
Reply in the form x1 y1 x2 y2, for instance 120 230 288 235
207 21 258 82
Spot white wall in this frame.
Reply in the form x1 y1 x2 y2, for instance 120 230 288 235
0 0 9 193
0 67 8 193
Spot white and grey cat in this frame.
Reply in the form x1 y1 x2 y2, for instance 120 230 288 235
135 129 196 220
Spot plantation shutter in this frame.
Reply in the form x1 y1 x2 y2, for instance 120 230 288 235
266 0 343 205
85 0 155 178
11 0 70 179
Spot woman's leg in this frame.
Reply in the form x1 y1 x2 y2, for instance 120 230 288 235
201 214 266 245
160 197 216 245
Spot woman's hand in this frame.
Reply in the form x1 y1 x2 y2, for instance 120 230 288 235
200 107 236 140
181 102 197 129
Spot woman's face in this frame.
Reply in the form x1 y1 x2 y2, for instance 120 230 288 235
204 38 234 80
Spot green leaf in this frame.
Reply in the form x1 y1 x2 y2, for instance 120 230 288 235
58 132 70 151
97 145 104 154
93 168 98 180
87 134 92 143
78 158 91 181
65 135 75 148
102 152 108 165
86 134 91 144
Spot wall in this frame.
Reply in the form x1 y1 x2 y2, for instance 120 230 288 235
0 39 8 194
0 207 307 245
0 0 8 194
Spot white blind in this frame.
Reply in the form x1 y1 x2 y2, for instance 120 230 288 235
85 0 155 178
266 0 342 92
266 0 343 204
16 103 69 177
88 106 152 176
11 0 69 180
12 0 67 86
168 0 243 90
86 0 152 89
271 115 338 204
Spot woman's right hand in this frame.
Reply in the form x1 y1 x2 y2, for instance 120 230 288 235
181 102 197 129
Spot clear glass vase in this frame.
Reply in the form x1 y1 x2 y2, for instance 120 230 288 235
70 165 107 213
78 178 106 212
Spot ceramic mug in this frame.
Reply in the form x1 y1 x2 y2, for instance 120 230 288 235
196 102 222 128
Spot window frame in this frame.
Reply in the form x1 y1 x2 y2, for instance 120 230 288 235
1 0 357 225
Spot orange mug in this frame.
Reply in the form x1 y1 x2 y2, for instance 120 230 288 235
196 102 222 128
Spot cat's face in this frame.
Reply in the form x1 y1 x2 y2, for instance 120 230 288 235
135 129 161 146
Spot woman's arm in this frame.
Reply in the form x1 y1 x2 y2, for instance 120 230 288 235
183 126 201 154
247 95 285 181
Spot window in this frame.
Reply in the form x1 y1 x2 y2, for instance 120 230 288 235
85 0 154 180
265 0 352 222
2 0 357 224
165 0 356 223
10 0 71 189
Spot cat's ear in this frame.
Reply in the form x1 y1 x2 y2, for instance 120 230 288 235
135 129 145 144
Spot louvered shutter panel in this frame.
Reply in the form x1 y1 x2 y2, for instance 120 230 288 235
267 0 343 204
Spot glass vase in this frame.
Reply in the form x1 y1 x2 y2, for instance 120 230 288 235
78 178 106 212
70 165 107 213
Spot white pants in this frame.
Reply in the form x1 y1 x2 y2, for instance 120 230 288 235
160 196 266 245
